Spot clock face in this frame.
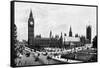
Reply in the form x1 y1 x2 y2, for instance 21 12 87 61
30 21 33 25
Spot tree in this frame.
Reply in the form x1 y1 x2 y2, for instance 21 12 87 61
92 35 97 48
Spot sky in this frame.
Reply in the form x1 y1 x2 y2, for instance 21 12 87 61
15 2 97 41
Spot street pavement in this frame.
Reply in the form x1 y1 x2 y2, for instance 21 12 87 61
15 52 63 66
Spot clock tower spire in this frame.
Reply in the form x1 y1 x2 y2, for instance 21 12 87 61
28 10 34 46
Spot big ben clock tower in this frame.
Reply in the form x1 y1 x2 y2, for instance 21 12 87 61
28 10 34 46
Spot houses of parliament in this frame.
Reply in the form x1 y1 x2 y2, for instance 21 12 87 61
28 10 92 48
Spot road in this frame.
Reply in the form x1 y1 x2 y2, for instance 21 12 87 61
15 46 97 66
38 54 63 65
15 53 63 66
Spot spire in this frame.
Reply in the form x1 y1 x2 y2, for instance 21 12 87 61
61 32 62 37
69 26 72 37
50 30 52 38
29 9 33 18
60 32 63 39
28 9 34 23
70 26 72 31
59 32 63 45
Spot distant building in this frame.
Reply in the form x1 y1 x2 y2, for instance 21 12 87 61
55 35 59 39
75 34 78 37
63 36 80 48
34 38 60 48
64 26 81 47
86 25 91 43
27 10 64 48
36 35 41 38
80 36 86 44
65 37 80 42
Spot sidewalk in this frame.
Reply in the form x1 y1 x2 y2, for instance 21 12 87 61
51 56 83 63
